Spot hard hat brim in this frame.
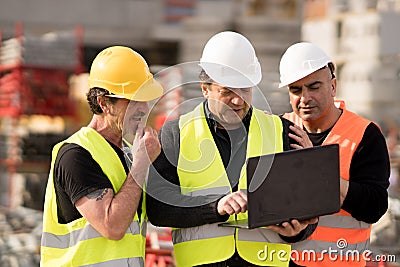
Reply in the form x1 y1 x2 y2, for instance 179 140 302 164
278 58 331 88
199 62 261 88
115 78 163 101
278 42 332 88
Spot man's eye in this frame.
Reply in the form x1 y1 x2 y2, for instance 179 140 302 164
220 90 231 95
290 89 301 94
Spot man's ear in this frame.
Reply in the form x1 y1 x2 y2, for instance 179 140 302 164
201 83 209 98
97 96 109 114
331 78 337 97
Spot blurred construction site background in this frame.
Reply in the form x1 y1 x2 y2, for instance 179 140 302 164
0 0 400 266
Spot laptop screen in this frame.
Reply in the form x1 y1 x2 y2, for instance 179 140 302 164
246 144 341 228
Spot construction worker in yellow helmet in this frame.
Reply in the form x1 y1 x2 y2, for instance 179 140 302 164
146 31 318 267
41 46 163 266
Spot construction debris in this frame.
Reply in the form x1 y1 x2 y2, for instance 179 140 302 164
0 206 42 267
0 31 80 69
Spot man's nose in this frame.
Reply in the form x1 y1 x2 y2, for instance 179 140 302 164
137 102 149 114
300 89 311 103
231 94 245 105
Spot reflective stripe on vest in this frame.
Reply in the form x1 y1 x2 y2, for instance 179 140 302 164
41 127 145 267
83 257 144 267
41 221 141 249
174 104 290 267
183 186 231 197
283 100 372 267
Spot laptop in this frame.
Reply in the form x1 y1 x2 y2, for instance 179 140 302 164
219 144 341 229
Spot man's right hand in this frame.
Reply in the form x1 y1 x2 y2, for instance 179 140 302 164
217 191 247 215
132 125 161 166
288 124 313 149
130 125 161 186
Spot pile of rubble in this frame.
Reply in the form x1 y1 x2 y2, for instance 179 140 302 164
0 206 42 267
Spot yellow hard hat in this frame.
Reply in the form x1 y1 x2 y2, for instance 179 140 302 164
88 46 163 101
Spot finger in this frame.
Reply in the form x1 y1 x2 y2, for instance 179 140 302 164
236 196 247 213
288 133 302 144
143 126 153 135
289 125 308 140
229 192 247 213
290 220 302 231
135 125 145 139
288 132 310 145
237 190 248 201
224 205 235 215
152 128 158 137
280 221 294 230
289 124 304 134
290 143 303 149
227 200 242 214
265 225 281 233
301 217 319 225
288 132 313 148
291 219 311 233
276 222 296 236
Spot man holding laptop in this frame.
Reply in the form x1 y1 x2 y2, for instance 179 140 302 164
146 31 319 267
278 42 390 266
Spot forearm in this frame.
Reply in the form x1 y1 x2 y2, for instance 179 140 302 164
342 180 388 223
146 193 228 228
279 223 318 243
146 165 228 227
77 162 147 240
106 172 144 233
341 123 390 223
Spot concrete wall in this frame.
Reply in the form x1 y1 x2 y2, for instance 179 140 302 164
0 0 163 47
302 10 400 123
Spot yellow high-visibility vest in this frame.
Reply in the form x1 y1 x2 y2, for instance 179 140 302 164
173 104 291 267
41 127 146 267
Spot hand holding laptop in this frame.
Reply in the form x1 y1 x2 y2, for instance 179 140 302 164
266 217 319 237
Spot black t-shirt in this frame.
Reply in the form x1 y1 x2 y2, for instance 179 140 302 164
307 122 390 223
54 141 132 224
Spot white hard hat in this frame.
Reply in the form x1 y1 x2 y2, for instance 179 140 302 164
278 42 332 88
199 31 262 88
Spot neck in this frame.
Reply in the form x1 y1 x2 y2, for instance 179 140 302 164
303 107 342 133
88 115 122 148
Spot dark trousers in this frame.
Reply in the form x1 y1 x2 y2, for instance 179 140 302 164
195 251 256 267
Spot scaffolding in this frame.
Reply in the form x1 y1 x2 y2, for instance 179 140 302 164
0 23 84 208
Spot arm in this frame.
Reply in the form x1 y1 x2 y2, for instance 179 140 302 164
76 126 160 240
146 120 229 228
341 123 390 223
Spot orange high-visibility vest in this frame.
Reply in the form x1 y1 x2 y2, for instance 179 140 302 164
283 100 373 267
